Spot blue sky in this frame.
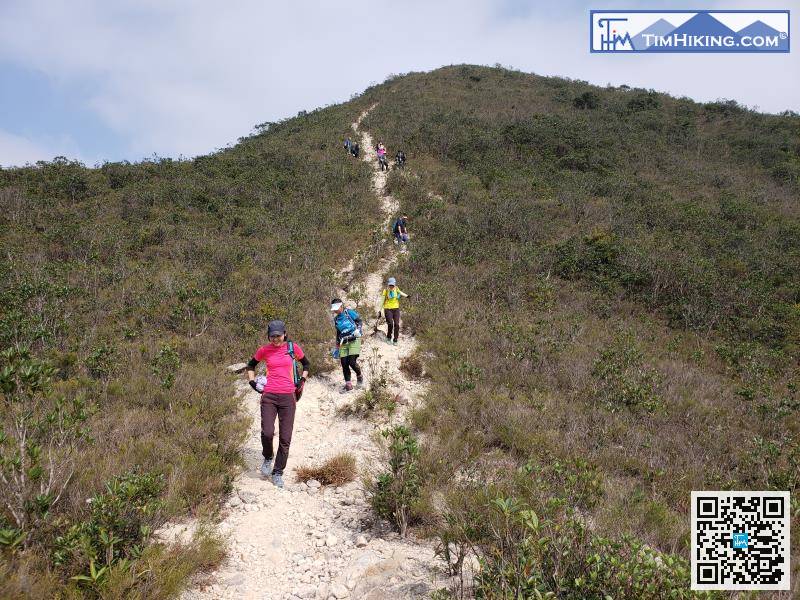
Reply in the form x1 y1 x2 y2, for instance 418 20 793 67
0 0 798 167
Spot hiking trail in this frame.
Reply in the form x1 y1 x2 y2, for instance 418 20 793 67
168 105 445 600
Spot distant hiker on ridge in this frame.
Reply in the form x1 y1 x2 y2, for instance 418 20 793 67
395 150 406 169
377 141 388 172
351 141 360 158
344 136 352 152
331 298 363 392
246 320 309 488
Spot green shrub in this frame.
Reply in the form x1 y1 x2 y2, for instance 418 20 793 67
343 348 396 416
150 344 180 390
52 471 165 588
573 91 600 110
446 494 722 600
627 91 661 112
368 425 422 537
454 360 482 393
0 348 93 544
85 342 116 381
518 457 602 510
591 331 663 412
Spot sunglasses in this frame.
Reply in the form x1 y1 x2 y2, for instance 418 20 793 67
268 334 284 340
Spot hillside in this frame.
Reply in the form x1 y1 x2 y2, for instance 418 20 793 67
0 103 380 596
1 64 798 598
359 65 799 596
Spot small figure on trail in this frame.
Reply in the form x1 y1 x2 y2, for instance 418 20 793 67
377 141 388 172
331 298 363 392
351 141 360 158
246 319 309 488
394 150 406 169
392 214 409 244
378 277 408 346
344 136 352 152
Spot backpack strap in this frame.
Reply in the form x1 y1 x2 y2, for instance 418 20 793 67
287 340 300 385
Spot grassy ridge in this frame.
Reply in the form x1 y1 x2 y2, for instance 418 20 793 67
360 65 799 595
0 102 378 597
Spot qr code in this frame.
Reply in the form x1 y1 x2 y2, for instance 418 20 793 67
691 491 790 590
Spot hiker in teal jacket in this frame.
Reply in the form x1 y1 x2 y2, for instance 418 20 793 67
330 298 363 392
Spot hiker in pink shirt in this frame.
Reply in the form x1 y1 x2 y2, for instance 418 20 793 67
377 141 388 172
246 320 309 488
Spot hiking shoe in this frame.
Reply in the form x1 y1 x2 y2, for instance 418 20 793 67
272 473 284 488
392 340 398 346
260 458 273 478
341 381 354 393
356 377 364 388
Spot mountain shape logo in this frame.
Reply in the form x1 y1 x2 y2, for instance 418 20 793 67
736 19 788 51
631 18 676 50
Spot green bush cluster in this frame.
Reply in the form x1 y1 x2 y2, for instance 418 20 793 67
53 471 164 591
368 425 422 537
0 349 93 544
443 494 722 600
590 331 663 412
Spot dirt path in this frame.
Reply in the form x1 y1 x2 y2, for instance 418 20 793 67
174 106 443 600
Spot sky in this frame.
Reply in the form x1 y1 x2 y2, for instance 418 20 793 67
0 0 798 167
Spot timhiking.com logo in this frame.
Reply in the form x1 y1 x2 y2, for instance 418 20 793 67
590 10 790 53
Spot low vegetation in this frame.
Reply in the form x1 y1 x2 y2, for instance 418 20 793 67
3 62 798 597
0 101 378 596
367 425 423 538
360 65 799 595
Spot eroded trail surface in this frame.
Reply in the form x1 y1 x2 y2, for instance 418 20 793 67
179 107 442 600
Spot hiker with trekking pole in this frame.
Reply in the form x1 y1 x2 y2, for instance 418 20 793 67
330 298 364 392
245 320 309 488
378 277 409 346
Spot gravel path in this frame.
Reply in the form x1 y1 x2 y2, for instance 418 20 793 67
169 106 445 600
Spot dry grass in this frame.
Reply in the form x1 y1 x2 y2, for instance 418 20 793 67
400 351 425 379
295 452 357 486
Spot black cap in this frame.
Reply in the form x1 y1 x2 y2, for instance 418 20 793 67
267 320 286 336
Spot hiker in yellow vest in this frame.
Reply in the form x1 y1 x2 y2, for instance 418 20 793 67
378 277 408 345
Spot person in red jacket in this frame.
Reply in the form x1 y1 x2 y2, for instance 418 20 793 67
246 320 309 488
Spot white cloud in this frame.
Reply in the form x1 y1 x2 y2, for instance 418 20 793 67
0 130 50 167
0 0 798 164
0 129 85 168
